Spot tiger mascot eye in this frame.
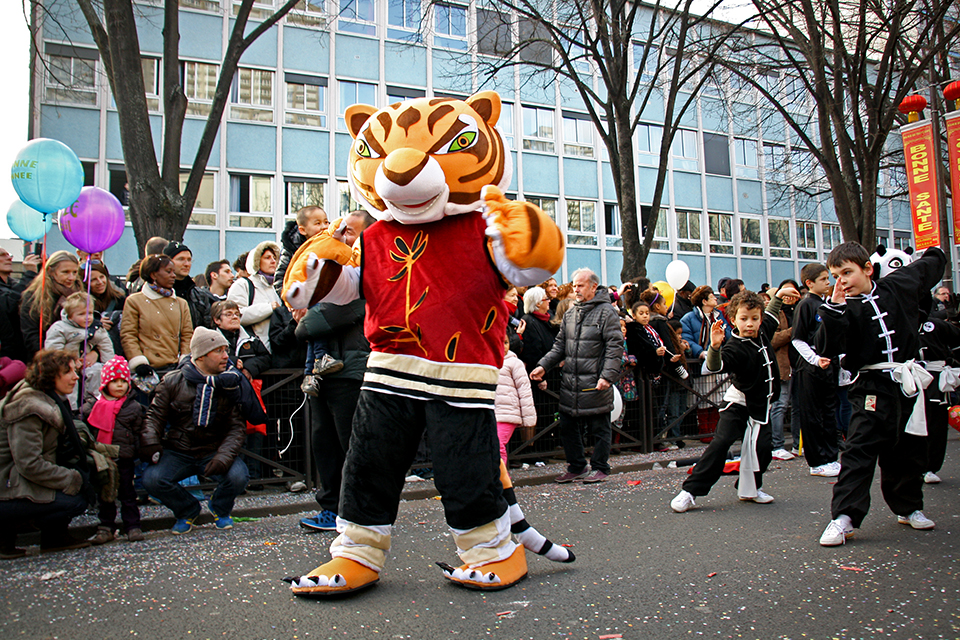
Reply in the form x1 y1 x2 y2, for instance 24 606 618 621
283 92 571 599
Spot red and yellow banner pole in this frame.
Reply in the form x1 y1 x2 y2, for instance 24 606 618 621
899 95 941 250
944 82 960 244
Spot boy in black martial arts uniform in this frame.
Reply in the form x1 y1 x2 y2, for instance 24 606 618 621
816 242 946 546
670 283 800 512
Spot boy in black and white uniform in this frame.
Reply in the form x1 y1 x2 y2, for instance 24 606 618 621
816 242 946 546
792 263 841 477
671 284 800 512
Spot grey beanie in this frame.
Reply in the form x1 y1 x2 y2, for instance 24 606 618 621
190 326 229 361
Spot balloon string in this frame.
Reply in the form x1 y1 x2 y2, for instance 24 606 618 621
80 258 93 403
38 232 48 348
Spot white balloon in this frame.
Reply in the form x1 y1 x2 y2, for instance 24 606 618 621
611 385 623 423
665 260 690 290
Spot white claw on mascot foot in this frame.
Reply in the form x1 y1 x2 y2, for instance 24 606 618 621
286 282 307 309
484 572 501 584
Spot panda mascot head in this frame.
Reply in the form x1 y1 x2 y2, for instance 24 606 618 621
869 245 914 280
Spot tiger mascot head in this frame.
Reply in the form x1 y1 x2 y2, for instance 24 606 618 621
345 91 512 225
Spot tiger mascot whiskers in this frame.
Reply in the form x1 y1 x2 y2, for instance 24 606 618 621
282 91 570 598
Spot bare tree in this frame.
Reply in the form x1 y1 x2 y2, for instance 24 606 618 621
721 0 960 248
458 0 744 280
34 0 301 254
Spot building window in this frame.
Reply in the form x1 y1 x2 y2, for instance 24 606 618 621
44 43 98 106
229 174 273 228
180 171 217 227
526 196 557 222
500 102 514 150
632 43 658 81
477 8 512 58
519 17 551 65
386 85 426 105
797 220 817 260
637 123 662 166
338 180 361 217
739 216 763 256
566 199 597 245
339 0 377 35
562 112 594 158
338 80 377 130
141 57 160 112
286 179 325 219
181 61 218 116
387 0 420 40
703 134 731 176
433 3 466 49
893 231 912 251
671 129 699 172
230 67 274 122
763 142 786 183
232 0 276 20
640 205 670 251
734 138 759 179
288 0 327 27
708 212 734 254
676 209 702 252
181 0 221 11
522 106 555 153
285 73 326 128
768 218 791 258
822 223 842 252
604 203 621 247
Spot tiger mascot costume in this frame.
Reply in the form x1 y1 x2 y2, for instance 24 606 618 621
281 91 569 597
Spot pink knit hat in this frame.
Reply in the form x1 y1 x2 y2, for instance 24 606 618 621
100 356 131 391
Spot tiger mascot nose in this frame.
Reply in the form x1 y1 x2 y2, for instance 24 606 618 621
374 148 447 211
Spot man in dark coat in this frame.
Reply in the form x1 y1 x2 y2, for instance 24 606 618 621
531 268 623 484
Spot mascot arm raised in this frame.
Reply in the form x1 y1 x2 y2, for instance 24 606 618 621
483 185 564 287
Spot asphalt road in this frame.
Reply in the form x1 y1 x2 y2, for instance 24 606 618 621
3 435 958 640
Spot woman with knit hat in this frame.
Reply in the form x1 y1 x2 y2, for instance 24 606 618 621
226 240 282 352
18 251 81 362
82 355 146 543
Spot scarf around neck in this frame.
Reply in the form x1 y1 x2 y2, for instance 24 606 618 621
180 360 242 428
88 396 126 444
258 270 276 285
148 282 174 297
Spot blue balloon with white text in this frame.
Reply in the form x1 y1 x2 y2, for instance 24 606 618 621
10 138 84 214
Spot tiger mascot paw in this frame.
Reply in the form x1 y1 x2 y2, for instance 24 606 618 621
285 557 379 598
285 252 322 310
436 545 528 591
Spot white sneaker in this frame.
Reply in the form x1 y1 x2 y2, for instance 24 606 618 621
810 462 840 477
670 490 696 513
790 446 802 456
771 448 795 461
740 489 775 504
897 510 935 530
819 518 854 546
923 471 941 484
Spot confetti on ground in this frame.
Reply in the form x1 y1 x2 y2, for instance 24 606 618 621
233 517 261 522
561 543 574 547
263 542 278 546
599 634 623 639
39 571 66 581
495 610 514 616
627 480 642 486
707 572 717 577
840 566 864 572
581 510 590 513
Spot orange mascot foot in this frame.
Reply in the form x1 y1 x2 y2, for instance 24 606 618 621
437 545 528 591
285 557 379 598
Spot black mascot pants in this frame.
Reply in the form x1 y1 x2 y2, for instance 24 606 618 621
339 390 507 531
831 375 926 527
794 365 839 467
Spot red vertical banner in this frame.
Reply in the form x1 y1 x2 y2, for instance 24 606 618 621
944 111 960 243
900 120 941 250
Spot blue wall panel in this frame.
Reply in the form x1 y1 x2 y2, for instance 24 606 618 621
558 77 586 110
40 106 100 159
737 180 763 214
602 163 616 201
563 159 598 198
282 129 330 175
181 119 221 167
677 93 697 128
478 65 514 100
384 43 427 87
637 167 668 205
507 151 518 192
770 260 796 288
283 28 330 75
226 230 274 264
518 66 555 105
640 90 664 123
710 256 737 282
183 228 221 268
336 36 380 81
891 200 912 230
105 113 163 163
521 154 560 195
566 247 601 276
181 13 224 60
238 21 278 67
701 97 728 133
705 176 733 211
334 133 353 178
731 103 757 137
740 258 767 288
432 50 473 94
605 250 623 283
47 1 95 45
674 172 702 209
226 124 275 170
135 5 164 54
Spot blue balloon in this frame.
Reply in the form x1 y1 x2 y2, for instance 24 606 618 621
6 200 54 242
10 138 84 214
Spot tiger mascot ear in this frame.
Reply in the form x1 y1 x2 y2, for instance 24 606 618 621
465 91 501 128
346 104 378 139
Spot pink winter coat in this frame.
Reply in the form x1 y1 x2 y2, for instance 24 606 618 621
495 350 537 427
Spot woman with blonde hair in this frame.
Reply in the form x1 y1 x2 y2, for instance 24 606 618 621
19 251 81 362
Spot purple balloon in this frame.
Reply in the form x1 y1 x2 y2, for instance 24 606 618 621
59 186 125 253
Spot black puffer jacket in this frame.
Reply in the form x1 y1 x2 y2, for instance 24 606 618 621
141 369 245 466
295 298 369 380
538 288 623 416
174 277 217 330
82 395 144 460
274 219 305 299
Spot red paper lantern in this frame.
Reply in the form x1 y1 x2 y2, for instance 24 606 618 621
948 405 960 431
898 94 927 116
944 81 960 108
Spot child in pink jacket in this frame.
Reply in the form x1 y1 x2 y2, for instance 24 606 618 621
496 335 537 463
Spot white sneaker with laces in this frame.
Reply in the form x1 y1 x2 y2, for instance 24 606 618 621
810 462 840 477
670 490 696 513
740 489 775 504
897 510 935 530
923 471 941 484
819 518 854 546
771 448 795 461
